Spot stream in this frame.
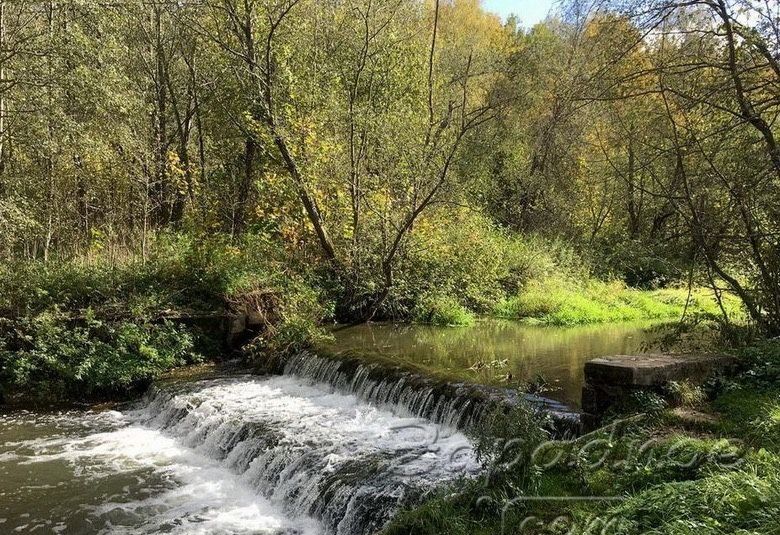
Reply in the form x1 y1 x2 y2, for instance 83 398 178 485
1 372 480 535
1 321 660 534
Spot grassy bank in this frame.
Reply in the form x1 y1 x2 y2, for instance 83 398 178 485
0 236 325 403
382 341 780 535
393 212 743 327
411 277 741 328
493 278 743 327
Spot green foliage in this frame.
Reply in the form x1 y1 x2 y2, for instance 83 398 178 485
596 451 780 535
667 381 707 408
381 484 482 535
0 235 327 401
494 278 739 326
0 309 199 401
373 212 558 317
369 211 724 328
412 293 475 326
736 341 780 389
714 390 780 452
472 404 548 493
593 240 685 289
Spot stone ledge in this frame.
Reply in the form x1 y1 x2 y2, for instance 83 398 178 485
584 353 737 387
581 353 738 430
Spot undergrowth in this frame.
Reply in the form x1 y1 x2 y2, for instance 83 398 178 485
0 234 326 403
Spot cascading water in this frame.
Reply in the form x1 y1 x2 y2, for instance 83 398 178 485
1 372 480 535
275 351 581 435
139 375 479 534
2 351 580 534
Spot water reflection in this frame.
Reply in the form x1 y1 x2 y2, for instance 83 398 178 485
326 320 664 407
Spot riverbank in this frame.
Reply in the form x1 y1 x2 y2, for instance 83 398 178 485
382 340 780 535
0 237 325 404
0 236 741 404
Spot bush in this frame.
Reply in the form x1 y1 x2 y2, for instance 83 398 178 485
368 210 583 320
737 340 780 388
592 239 684 289
0 233 328 402
0 309 200 401
412 293 476 326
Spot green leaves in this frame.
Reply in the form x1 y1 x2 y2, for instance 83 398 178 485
0 308 199 401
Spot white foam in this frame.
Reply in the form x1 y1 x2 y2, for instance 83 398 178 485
3 374 479 535
5 411 320 534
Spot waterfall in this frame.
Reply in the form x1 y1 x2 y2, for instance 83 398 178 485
135 374 480 535
268 350 581 436
2 351 580 534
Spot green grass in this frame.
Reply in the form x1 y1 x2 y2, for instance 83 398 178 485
493 278 743 326
412 294 476 326
593 450 780 535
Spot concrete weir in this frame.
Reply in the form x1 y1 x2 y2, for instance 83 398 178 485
257 350 583 438
581 353 737 428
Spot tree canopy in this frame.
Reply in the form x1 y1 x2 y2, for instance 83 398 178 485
0 0 777 332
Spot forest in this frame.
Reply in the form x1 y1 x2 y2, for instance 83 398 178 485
0 0 779 534
0 0 776 329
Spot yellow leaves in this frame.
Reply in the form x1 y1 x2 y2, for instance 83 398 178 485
224 245 242 258
88 228 106 254
242 111 272 145
438 0 512 56
166 151 188 196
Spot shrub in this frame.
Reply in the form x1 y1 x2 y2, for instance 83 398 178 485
412 293 476 326
373 210 584 320
0 234 328 401
0 309 200 401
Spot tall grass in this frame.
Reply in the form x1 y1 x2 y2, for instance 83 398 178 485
494 277 743 326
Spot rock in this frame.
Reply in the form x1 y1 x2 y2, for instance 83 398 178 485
584 353 737 387
581 353 737 429
229 313 247 335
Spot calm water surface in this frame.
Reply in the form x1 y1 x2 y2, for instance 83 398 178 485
326 320 664 406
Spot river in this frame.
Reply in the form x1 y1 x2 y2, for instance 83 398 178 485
326 320 661 406
1 374 477 535
1 321 661 534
